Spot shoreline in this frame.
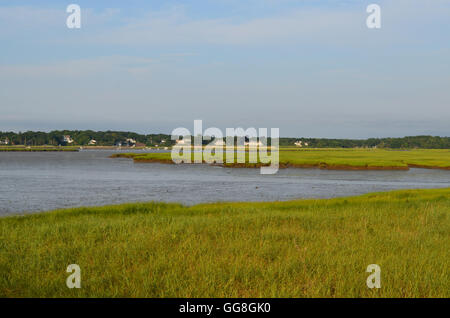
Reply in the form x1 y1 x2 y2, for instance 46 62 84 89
2 187 449 218
110 154 450 171
0 147 79 152
0 146 150 152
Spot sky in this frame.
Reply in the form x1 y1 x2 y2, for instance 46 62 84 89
1 0 449 138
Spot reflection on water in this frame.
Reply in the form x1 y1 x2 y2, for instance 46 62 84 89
0 150 449 215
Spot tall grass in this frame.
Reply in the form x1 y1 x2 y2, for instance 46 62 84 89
1 188 449 297
112 148 450 169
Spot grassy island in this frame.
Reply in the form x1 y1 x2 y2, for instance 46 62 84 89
111 148 450 170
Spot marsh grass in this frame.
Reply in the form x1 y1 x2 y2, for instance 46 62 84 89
111 148 450 169
1 188 449 297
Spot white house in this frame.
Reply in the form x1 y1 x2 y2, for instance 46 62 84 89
213 139 225 146
88 139 97 145
0 138 9 145
245 140 263 147
294 140 309 147
175 139 188 145
63 135 74 144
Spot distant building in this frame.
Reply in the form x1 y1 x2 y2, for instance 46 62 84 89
213 139 225 146
245 140 263 147
0 138 9 145
175 139 188 145
63 135 74 144
294 140 309 147
88 139 97 145
118 138 137 147
126 138 136 145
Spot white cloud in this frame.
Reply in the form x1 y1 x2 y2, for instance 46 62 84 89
0 1 449 136
0 1 448 48
80 7 364 47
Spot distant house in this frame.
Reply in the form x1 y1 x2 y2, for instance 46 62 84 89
88 139 97 145
175 139 188 145
245 140 263 147
294 140 309 147
213 139 225 146
118 138 137 147
63 135 74 144
126 138 136 145
0 138 9 145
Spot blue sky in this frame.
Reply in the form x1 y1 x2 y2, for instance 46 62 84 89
1 0 449 137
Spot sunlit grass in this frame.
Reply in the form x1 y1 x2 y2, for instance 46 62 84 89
1 188 449 297
111 148 450 169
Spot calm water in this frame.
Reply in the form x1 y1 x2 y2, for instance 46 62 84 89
0 150 449 215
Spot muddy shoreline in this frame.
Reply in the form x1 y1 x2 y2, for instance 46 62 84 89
111 155 450 171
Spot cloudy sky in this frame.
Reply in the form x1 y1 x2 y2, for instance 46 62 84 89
1 0 449 138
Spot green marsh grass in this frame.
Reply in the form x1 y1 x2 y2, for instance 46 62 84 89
1 188 449 297
111 148 450 169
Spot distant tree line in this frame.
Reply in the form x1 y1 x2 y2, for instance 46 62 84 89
0 131 449 148
0 130 173 147
279 136 450 149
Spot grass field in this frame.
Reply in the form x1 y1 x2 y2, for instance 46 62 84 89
1 188 449 297
111 148 450 170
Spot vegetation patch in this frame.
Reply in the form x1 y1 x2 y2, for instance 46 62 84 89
111 149 450 170
0 188 449 297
